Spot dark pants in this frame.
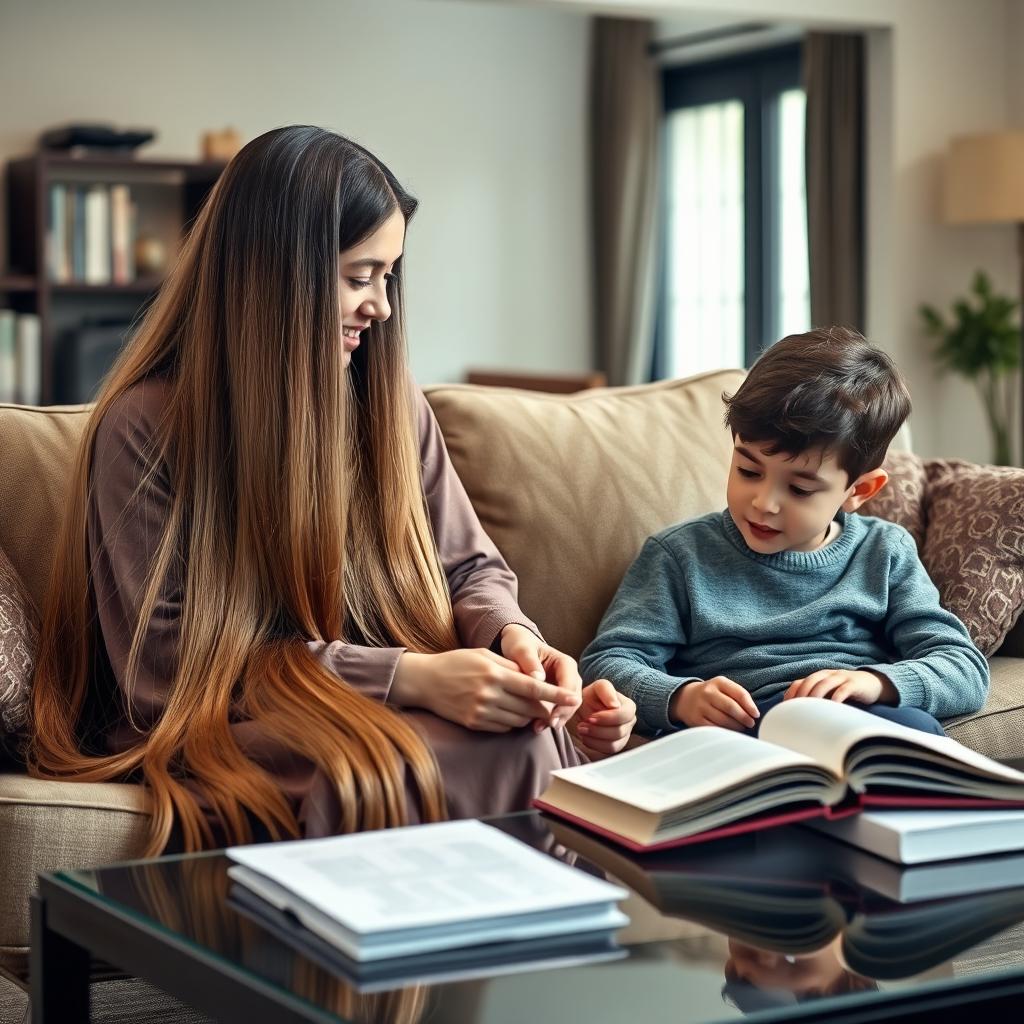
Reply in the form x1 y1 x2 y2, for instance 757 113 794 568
750 692 945 737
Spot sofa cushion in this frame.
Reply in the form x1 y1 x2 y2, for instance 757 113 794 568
861 451 1024 657
0 548 37 756
944 657 1024 762
425 371 744 660
0 403 91 610
859 449 928 549
0 774 149 949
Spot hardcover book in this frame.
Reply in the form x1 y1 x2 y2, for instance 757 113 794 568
534 699 1024 852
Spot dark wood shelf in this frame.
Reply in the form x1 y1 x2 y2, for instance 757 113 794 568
52 278 163 295
0 276 163 294
35 151 227 183
0 274 36 292
4 150 224 402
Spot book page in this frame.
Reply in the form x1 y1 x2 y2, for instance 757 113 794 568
548 727 825 814
228 820 625 935
759 698 1024 784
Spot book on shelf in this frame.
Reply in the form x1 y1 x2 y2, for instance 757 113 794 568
47 184 68 283
84 185 111 284
534 698 1024 853
548 817 1024 981
226 818 628 964
47 182 138 285
14 313 41 405
0 311 16 403
72 186 86 281
109 184 135 284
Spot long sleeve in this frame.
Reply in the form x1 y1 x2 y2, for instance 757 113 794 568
89 381 183 736
579 537 697 734
89 383 402 746
415 389 539 650
863 532 990 717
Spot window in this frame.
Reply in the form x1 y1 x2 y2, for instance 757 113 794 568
656 44 810 379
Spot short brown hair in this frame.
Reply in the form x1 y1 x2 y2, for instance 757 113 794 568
723 327 912 482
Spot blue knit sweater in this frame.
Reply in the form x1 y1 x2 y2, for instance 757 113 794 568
580 510 989 734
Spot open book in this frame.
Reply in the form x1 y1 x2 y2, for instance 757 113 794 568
535 698 1024 852
547 818 1024 981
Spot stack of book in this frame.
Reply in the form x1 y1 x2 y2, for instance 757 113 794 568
227 818 628 989
535 698 1024 858
46 183 137 285
0 311 41 405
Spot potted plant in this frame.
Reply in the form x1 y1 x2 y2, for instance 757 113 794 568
919 270 1020 466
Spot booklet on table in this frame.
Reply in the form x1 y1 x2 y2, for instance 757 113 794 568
226 818 628 963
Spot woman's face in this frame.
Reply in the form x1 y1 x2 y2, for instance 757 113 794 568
338 207 406 367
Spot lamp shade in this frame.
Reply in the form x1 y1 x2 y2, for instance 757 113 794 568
944 131 1024 224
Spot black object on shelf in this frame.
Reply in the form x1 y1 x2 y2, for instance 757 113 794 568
39 123 156 152
54 320 133 404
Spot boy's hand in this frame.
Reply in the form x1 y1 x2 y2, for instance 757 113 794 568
673 676 760 730
571 680 637 758
784 669 898 705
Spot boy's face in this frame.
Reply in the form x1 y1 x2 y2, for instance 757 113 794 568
727 438 887 554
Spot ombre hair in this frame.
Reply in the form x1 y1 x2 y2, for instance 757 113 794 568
29 126 457 854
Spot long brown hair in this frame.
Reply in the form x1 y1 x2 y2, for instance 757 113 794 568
30 126 457 854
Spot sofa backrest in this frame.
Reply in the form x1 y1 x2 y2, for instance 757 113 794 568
425 370 744 659
5 376 1018 662
0 403 91 611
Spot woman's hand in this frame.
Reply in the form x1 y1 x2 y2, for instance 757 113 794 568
570 680 637 759
499 624 583 731
391 649 580 733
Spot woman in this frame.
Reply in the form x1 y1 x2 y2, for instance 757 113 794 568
29 126 635 855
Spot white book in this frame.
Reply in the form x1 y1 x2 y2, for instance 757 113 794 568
15 313 41 405
807 808 1024 865
227 819 628 963
0 311 16 403
84 185 111 284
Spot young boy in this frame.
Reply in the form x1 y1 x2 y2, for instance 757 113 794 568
578 328 989 741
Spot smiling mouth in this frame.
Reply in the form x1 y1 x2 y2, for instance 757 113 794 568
747 520 781 537
342 327 363 340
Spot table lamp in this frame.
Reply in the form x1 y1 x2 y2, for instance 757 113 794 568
944 130 1024 461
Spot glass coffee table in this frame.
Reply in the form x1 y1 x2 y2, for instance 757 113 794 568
31 811 1024 1023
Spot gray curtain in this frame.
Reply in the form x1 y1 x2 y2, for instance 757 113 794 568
805 32 865 330
591 18 661 385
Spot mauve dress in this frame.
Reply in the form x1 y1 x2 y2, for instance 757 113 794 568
85 377 581 840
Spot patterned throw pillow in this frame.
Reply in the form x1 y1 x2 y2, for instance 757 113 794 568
861 452 1024 657
862 449 929 550
922 460 1024 657
0 546 38 754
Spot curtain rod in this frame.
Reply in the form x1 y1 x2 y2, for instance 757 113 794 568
648 21 773 56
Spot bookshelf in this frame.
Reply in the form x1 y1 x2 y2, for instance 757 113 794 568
1 151 224 404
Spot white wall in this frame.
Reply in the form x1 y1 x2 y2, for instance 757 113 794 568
508 0 1020 463
0 0 591 386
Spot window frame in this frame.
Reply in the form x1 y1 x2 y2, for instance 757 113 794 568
654 43 803 377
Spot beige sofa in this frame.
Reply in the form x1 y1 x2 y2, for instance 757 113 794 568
2 368 1023 980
